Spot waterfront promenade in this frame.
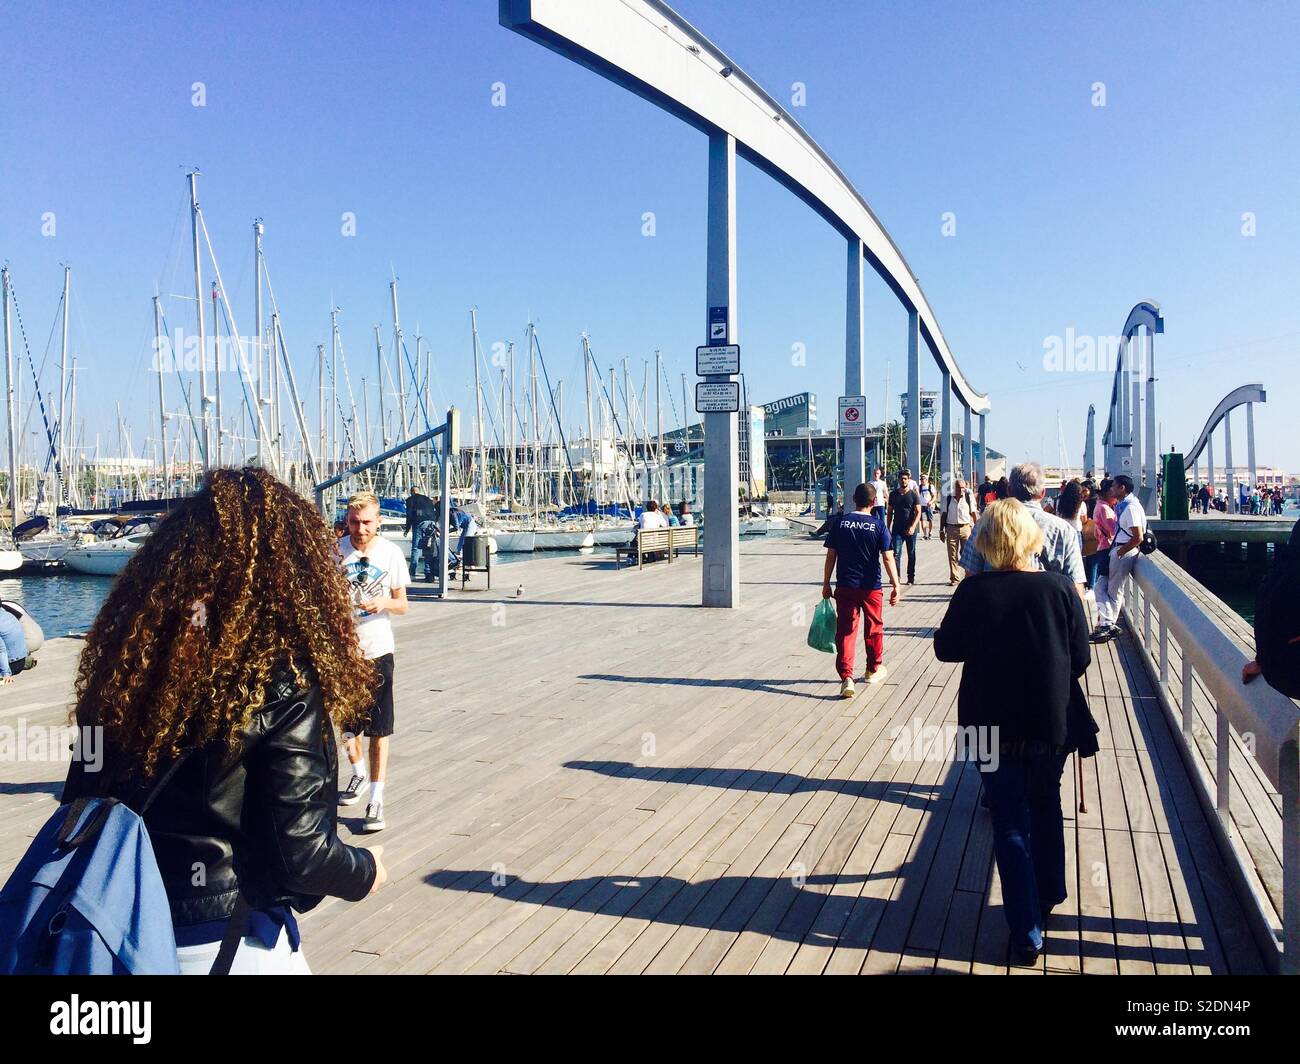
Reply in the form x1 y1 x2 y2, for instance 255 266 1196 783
0 537 1274 973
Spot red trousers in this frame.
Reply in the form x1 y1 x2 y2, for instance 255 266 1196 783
834 586 884 680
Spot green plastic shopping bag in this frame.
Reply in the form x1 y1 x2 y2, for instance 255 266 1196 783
807 597 837 653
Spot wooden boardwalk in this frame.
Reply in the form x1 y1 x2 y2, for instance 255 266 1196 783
0 534 1270 973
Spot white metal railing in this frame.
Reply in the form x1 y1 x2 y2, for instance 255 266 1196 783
1121 553 1299 974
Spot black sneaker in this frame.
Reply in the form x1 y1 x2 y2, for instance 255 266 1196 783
339 774 366 807
1088 627 1113 644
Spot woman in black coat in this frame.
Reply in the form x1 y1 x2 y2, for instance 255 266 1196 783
934 499 1095 965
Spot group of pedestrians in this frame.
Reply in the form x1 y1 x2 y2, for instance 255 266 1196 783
1191 481 1288 515
822 461 1103 964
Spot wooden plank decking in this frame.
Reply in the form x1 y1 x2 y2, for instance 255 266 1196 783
0 534 1269 973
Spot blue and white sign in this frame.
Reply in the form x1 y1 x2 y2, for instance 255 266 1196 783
708 305 729 343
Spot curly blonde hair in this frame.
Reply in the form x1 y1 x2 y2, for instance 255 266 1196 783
73 467 377 776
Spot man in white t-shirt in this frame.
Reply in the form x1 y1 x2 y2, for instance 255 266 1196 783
1091 474 1145 642
870 468 889 523
335 491 409 832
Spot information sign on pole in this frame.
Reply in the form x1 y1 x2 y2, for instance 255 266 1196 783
696 381 741 413
838 395 868 437
695 344 740 376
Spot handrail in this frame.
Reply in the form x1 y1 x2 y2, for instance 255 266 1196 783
1122 552 1299 974
315 408 461 599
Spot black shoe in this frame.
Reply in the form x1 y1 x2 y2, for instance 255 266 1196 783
338 774 366 807
1012 943 1043 968
1088 628 1113 644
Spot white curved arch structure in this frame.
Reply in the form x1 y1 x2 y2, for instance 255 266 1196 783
1184 384 1266 469
500 0 989 414
1101 299 1163 486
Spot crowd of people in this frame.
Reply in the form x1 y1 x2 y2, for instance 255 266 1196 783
8 454 1295 976
1191 481 1288 515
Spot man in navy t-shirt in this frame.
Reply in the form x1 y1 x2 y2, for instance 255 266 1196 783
822 482 902 699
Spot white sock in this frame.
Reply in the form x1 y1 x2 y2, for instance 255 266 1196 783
369 780 385 805
349 759 367 781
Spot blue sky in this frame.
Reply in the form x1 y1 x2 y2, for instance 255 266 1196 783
2 0 1297 472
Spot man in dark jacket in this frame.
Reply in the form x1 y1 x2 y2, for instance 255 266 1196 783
404 485 439 581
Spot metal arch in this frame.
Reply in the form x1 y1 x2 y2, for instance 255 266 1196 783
1102 300 1163 456
1184 384 1266 469
1121 300 1164 340
500 0 990 415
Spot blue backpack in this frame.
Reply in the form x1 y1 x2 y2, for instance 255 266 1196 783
0 754 248 975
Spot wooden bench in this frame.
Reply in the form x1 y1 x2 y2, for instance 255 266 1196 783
613 525 700 569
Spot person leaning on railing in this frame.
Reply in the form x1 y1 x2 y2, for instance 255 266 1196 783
934 498 1098 966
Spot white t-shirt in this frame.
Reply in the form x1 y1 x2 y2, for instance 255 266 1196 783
638 510 667 530
335 534 410 659
1113 496 1147 548
679 512 695 527
870 480 888 508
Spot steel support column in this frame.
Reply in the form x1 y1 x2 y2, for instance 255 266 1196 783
844 238 865 492
703 131 740 608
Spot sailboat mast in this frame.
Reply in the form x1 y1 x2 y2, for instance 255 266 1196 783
188 172 210 468
655 348 663 500
253 221 265 464
318 344 326 477
2 269 18 526
390 280 406 441
582 333 595 506
507 341 515 510
373 325 387 453
57 265 70 505
528 322 539 511
153 296 167 497
211 283 223 466
470 309 485 507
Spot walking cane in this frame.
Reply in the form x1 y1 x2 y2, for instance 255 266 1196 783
1076 752 1087 814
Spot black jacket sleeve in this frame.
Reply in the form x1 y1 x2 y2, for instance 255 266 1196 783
249 688 377 902
933 580 973 663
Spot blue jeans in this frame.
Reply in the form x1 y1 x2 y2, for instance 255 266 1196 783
892 530 917 582
410 521 436 580
980 747 1069 952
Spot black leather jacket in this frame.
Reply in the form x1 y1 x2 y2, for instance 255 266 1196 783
62 674 376 926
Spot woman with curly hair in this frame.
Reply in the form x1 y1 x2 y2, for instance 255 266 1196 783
61 467 386 974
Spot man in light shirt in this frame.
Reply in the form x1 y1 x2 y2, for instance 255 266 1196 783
1091 474 1146 643
870 467 889 524
940 475 976 586
335 491 410 833
961 462 1085 598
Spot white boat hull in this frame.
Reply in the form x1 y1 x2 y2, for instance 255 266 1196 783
533 530 595 550
593 525 635 546
490 530 536 553
19 538 76 565
63 544 139 576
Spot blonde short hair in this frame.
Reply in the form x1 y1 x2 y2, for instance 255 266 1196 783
346 490 380 512
974 498 1044 570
